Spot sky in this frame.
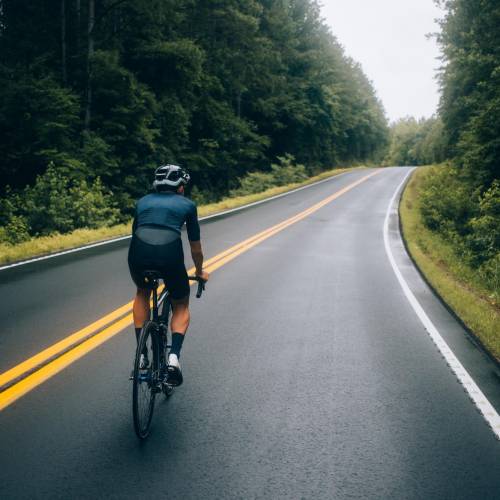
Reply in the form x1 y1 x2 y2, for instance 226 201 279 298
321 0 444 123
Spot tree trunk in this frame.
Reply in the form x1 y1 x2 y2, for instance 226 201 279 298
61 0 67 84
236 91 242 119
84 0 95 130
76 0 81 51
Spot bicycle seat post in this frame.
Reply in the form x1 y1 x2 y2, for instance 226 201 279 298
152 284 159 322
143 271 160 322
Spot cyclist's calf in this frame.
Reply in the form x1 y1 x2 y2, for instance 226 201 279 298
133 288 190 334
171 297 190 334
133 288 151 328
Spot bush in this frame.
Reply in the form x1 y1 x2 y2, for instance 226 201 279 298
0 190 31 244
477 253 500 301
229 154 308 196
0 163 120 243
229 171 276 197
419 165 500 296
189 185 218 205
419 166 476 236
270 154 308 186
0 215 31 244
469 181 500 262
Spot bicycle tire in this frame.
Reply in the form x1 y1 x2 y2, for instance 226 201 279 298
132 321 159 439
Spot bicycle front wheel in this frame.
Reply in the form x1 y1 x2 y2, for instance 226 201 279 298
132 321 159 439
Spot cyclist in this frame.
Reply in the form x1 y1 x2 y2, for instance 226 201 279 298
128 164 209 386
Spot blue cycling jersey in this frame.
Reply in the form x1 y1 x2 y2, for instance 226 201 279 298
133 192 200 242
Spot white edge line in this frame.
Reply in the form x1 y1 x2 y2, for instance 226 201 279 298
383 167 500 440
199 170 351 221
0 235 132 271
0 170 354 272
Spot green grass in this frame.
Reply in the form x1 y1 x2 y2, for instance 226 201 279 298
0 165 364 266
197 165 362 217
0 223 133 265
400 166 500 361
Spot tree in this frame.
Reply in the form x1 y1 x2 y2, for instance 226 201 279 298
437 0 500 186
1 0 389 235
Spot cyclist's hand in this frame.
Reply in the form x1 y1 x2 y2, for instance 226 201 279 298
196 270 209 282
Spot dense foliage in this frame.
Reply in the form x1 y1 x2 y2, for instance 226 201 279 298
437 0 500 187
383 1 499 295
0 0 388 242
416 0 500 296
385 116 447 166
419 166 499 296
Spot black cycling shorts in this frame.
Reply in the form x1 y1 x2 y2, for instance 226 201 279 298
128 228 190 300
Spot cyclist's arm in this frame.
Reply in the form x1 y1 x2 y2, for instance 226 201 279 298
186 203 208 280
189 240 204 276
186 203 200 242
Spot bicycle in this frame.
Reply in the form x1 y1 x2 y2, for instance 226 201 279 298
132 271 205 439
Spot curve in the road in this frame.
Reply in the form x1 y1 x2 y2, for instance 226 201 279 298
385 169 500 440
1 167 498 499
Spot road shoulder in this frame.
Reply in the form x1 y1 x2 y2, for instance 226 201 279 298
399 166 499 363
391 167 500 436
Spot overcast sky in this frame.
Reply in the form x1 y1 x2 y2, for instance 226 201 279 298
321 0 444 123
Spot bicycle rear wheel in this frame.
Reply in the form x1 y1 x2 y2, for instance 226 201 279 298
132 321 159 439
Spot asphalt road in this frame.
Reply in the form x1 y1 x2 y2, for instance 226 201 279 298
0 167 499 499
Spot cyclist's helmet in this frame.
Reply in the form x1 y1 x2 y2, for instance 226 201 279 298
153 164 190 191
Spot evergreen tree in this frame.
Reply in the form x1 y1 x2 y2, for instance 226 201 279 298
0 0 389 238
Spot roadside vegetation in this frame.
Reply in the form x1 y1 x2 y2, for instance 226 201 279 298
0 164 362 266
388 1 499 359
401 166 499 361
384 116 447 167
0 0 388 246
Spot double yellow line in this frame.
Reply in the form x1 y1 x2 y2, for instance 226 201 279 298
0 169 380 411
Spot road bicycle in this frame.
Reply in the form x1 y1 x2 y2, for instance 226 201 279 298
132 271 205 439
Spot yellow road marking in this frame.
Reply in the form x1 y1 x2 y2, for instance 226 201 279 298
0 169 380 411
0 315 133 410
0 302 133 389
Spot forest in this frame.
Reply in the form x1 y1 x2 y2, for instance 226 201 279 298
408 0 499 295
383 0 499 297
0 0 389 243
384 116 447 167
1 0 498 294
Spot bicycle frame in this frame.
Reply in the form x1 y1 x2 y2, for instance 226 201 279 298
132 274 205 438
148 280 170 323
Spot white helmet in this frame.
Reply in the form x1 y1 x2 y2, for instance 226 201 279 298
153 164 190 191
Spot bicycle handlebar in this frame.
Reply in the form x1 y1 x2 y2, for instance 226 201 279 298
188 276 206 298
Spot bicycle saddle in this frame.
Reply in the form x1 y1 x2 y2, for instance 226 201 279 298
141 270 162 285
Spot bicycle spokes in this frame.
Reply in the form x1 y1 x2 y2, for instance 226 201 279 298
132 322 158 439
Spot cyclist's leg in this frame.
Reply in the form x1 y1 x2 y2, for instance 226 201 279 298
171 295 190 334
128 235 154 342
133 288 151 338
165 266 190 359
158 237 191 350
165 295 188 386
161 254 189 386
